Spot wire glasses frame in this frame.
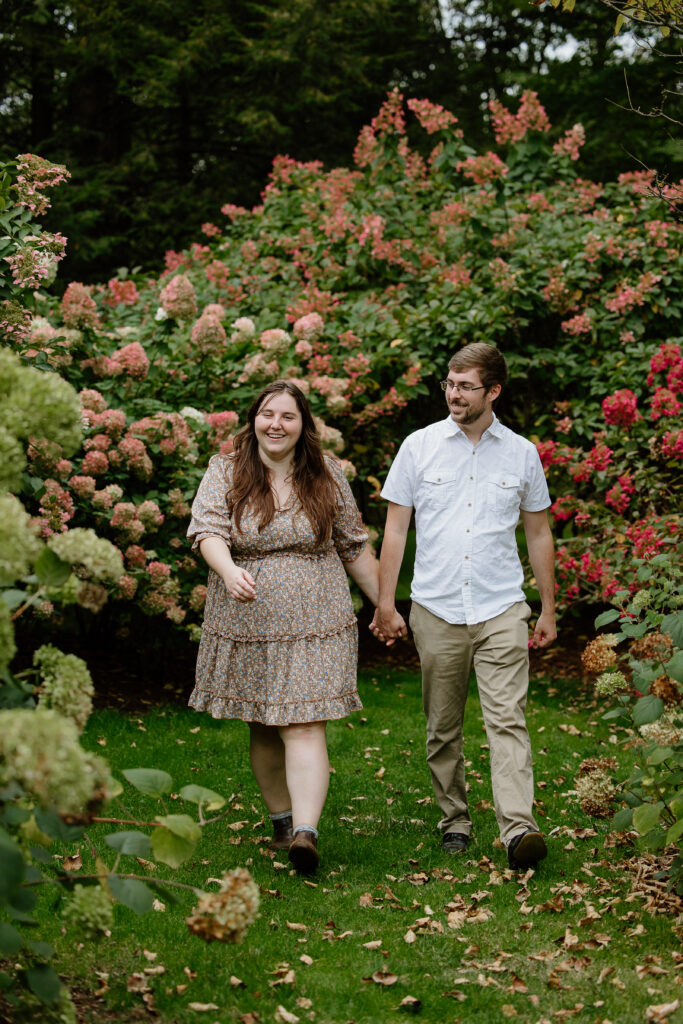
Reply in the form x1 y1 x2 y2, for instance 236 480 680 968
439 380 488 394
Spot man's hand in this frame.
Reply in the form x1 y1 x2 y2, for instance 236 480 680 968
530 608 556 648
370 607 408 646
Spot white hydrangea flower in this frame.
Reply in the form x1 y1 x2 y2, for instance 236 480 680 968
48 528 123 583
62 884 113 938
34 644 94 732
154 306 169 322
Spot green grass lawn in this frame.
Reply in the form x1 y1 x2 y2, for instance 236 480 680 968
33 666 680 1024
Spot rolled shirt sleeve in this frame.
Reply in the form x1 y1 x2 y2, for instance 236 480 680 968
187 454 232 552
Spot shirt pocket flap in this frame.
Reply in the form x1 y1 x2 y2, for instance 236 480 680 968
488 474 521 490
423 471 459 485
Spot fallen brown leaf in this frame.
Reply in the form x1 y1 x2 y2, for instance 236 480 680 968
187 1002 220 1012
372 969 398 986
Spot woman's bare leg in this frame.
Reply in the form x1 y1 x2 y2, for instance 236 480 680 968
278 721 329 829
248 722 291 814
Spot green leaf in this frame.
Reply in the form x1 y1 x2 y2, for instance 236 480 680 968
26 940 54 959
33 808 83 843
0 589 27 611
122 768 173 798
647 746 673 765
632 694 665 727
107 875 155 915
151 825 197 869
34 548 71 587
154 814 201 841
26 964 62 1004
633 801 664 835
105 831 153 858
594 609 620 628
602 708 625 721
0 830 25 901
620 622 648 639
0 970 13 990
665 650 683 683
612 807 633 829
662 611 683 648
0 922 22 956
667 818 683 844
179 784 225 811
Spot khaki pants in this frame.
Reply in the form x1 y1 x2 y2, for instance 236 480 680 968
409 600 538 846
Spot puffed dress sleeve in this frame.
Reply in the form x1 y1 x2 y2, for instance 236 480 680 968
327 457 368 563
187 454 232 553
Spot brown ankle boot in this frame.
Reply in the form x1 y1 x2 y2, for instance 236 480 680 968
270 813 294 850
288 828 319 874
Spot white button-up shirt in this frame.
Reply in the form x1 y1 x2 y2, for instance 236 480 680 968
380 414 551 625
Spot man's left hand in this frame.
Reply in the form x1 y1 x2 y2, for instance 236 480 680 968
530 609 557 648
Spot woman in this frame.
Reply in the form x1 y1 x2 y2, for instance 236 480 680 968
187 380 380 873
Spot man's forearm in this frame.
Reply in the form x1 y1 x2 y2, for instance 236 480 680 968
528 531 556 613
378 527 408 610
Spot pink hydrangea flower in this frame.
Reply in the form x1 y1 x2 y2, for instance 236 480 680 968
205 410 239 444
81 450 109 475
650 387 682 420
191 314 226 356
105 279 139 307
489 90 551 145
69 475 97 498
137 500 164 530
109 341 150 379
602 389 639 427
407 98 458 134
293 313 324 344
159 273 198 320
189 585 207 612
115 574 138 600
61 282 99 330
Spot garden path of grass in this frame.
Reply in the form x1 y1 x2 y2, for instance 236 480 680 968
39 665 681 1024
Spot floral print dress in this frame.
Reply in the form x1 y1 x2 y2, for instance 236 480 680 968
187 454 366 725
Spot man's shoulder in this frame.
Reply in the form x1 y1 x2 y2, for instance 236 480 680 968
494 419 539 455
401 419 450 448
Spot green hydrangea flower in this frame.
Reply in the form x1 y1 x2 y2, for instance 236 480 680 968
594 670 628 696
61 883 113 939
34 645 94 732
0 493 43 587
48 528 123 583
0 348 82 454
0 423 27 491
0 708 112 816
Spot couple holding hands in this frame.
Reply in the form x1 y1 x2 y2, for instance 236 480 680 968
187 343 556 874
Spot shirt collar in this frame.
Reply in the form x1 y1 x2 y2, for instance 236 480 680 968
442 411 504 440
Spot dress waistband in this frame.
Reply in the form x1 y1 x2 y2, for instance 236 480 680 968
235 549 334 562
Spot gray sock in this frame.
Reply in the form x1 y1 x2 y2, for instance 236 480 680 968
293 824 318 839
269 810 292 822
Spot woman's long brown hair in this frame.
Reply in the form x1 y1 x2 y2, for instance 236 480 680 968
228 380 339 545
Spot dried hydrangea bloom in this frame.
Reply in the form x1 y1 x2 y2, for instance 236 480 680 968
640 708 683 747
630 632 674 664
581 634 619 674
34 644 94 731
159 273 197 321
186 867 259 943
575 768 616 818
649 674 681 706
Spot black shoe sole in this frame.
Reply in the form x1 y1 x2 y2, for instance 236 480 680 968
508 831 547 869
288 839 319 874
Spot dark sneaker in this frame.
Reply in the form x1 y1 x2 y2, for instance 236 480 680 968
288 829 319 874
442 831 470 853
507 829 547 870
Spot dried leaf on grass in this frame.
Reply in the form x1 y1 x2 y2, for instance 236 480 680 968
646 1001 680 1023
188 1002 220 1012
371 969 398 986
274 1007 300 1024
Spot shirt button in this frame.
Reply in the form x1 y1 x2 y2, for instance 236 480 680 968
467 502 471 507
466 529 470 533
470 476 474 480
464 581 469 585
465 555 469 559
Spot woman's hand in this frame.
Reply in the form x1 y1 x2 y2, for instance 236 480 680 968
222 565 256 601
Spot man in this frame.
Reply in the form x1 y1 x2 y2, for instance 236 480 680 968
370 343 556 870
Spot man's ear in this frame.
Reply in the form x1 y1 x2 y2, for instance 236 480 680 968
487 383 502 402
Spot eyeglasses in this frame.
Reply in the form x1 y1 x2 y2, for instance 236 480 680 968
440 380 487 394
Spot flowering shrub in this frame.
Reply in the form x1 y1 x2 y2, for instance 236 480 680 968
583 558 683 892
2 91 682 634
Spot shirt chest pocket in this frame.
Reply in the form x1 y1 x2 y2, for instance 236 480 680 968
423 471 459 509
487 475 521 516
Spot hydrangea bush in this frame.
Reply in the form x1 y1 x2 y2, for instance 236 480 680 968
2 93 681 638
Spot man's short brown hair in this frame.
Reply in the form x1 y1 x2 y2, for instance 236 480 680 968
448 343 508 392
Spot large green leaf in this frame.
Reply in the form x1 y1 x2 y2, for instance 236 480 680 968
151 823 198 869
107 876 155 915
633 801 664 835
33 808 84 843
0 830 25 901
0 922 22 956
631 694 665 727
667 817 683 844
154 814 201 841
34 548 71 587
105 831 154 858
179 785 225 811
646 746 674 766
122 768 173 798
612 807 633 830
594 608 620 628
665 650 683 683
662 612 683 648
26 964 62 1004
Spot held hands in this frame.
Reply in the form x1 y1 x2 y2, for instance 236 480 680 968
223 565 256 602
529 609 557 649
369 606 408 647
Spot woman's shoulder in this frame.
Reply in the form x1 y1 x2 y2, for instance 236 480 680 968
204 452 235 480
